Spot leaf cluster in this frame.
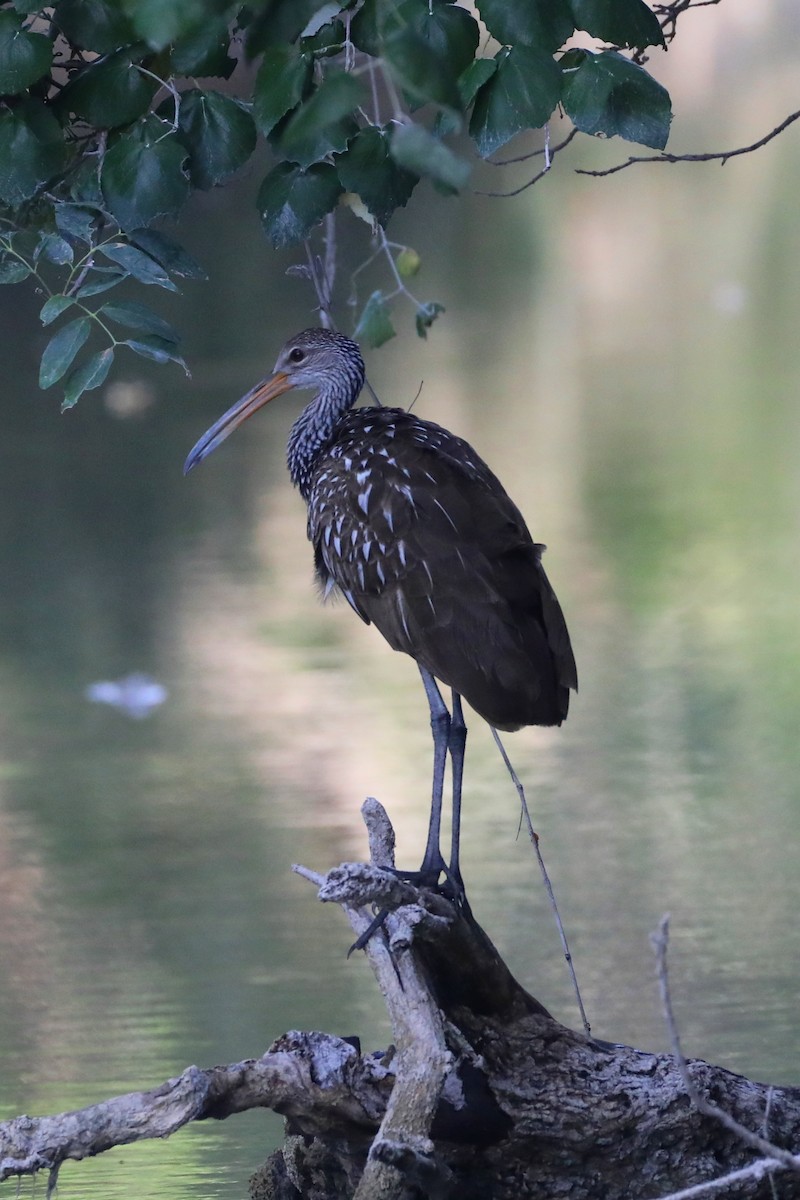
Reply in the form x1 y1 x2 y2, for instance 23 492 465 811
0 0 672 402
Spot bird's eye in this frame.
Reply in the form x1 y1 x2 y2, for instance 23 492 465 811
289 348 305 364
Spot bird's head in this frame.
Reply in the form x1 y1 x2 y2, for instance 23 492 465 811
183 328 365 474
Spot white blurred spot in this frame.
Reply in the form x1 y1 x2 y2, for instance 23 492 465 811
711 282 748 316
103 381 156 419
85 673 168 719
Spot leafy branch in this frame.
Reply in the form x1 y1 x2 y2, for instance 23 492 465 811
0 0 788 406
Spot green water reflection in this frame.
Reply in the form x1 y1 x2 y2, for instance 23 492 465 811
1 16 800 1196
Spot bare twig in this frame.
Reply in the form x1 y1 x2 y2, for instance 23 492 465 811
578 109 800 178
650 1156 794 1200
303 218 337 331
132 65 181 134
650 916 800 1171
486 126 576 167
655 0 722 45
763 1086 780 1200
490 727 591 1038
477 128 579 197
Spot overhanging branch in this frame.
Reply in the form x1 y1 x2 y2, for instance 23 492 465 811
577 108 800 177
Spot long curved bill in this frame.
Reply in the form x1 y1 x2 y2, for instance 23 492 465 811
183 371 295 474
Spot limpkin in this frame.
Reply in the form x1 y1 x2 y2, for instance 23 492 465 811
184 328 577 894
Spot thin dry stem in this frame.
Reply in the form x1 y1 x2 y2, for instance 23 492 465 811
490 727 591 1038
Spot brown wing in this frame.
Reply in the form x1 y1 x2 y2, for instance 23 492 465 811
307 407 577 731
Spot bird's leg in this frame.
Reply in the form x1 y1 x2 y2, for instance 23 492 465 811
446 690 468 903
417 665 450 885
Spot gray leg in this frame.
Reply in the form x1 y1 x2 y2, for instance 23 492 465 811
418 665 450 881
448 690 467 894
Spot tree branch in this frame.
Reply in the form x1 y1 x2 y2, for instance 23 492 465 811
577 109 800 177
654 0 723 47
476 129 579 197
0 1044 392 1187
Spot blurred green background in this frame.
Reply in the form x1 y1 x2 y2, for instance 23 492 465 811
1 4 799 1196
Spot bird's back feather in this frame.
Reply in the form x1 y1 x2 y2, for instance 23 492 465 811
308 407 577 731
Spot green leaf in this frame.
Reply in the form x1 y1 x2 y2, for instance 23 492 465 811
390 123 470 194
299 15 345 57
68 157 104 206
0 10 52 94
300 2 343 38
101 299 180 343
123 334 189 372
100 242 178 290
469 46 562 157
274 112 358 172
0 257 31 283
130 226 208 278
129 228 207 279
383 26 460 111
36 231 74 266
258 162 343 249
171 18 235 77
39 316 91 389
415 300 445 338
125 0 216 51
40 295 75 325
336 125 418 227
397 0 479 79
253 44 313 138
279 71 363 169
569 0 665 49
55 203 100 243
349 0 382 56
243 0 322 53
54 0 136 53
475 0 574 52
62 347 114 410
459 57 496 108
57 49 158 129
355 291 395 348
101 118 189 231
562 49 671 148
75 271 127 298
0 101 67 206
173 89 257 189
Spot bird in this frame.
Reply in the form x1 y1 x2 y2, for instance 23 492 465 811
184 328 577 896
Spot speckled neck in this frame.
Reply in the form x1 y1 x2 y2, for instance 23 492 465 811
287 372 363 499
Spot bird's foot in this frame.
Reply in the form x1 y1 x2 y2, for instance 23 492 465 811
348 907 391 956
387 864 444 890
347 855 472 955
391 858 469 906
347 864 470 955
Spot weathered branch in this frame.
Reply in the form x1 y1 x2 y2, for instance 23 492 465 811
0 1039 392 1186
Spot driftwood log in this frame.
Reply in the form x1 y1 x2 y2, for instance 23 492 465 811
1 800 799 1200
